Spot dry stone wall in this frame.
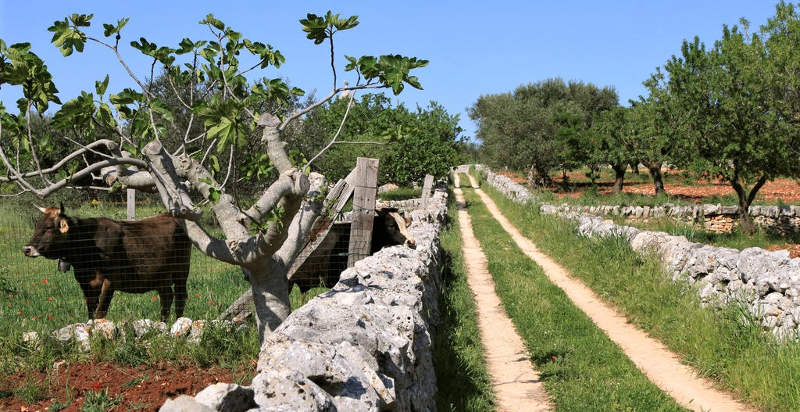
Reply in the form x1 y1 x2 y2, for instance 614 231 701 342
473 165 800 339
161 185 449 412
542 203 800 234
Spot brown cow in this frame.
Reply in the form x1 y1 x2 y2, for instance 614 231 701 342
22 204 191 322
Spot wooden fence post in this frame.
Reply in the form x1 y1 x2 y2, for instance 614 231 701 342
421 174 434 207
347 157 379 267
126 189 135 220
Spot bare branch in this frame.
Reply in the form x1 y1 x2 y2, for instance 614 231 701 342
278 83 384 131
220 144 235 189
25 102 51 186
0 139 134 182
86 36 156 100
259 113 293 173
142 141 199 219
307 90 356 166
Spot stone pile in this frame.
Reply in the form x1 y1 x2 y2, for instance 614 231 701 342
474 164 800 339
161 185 449 412
21 317 245 351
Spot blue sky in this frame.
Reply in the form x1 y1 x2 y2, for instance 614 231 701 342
0 1 780 141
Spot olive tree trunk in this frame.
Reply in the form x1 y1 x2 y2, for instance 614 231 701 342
646 163 666 196
612 163 626 193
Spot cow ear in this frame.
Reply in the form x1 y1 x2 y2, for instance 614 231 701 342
59 218 69 234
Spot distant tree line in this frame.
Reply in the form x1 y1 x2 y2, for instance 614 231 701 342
470 1 800 232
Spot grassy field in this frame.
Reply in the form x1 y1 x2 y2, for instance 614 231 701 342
434 191 495 411
460 188 684 411
476 182 800 411
0 201 326 372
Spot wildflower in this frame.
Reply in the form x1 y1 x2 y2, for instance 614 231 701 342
551 355 557 360
208 301 214 305
17 311 22 315
47 297 54 301
48 316 53 321
194 293 200 298
30 317 37 321
42 279 48 285
51 286 56 289
152 296 158 301
92 381 101 390
7 293 13 298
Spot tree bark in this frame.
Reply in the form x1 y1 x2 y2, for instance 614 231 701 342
647 164 666 195
612 163 626 193
730 175 768 234
249 259 291 342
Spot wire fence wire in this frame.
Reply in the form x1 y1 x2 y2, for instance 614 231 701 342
0 203 354 339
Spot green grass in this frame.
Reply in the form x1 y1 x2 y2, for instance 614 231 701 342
478 183 800 411
377 186 422 201
458 173 471 187
434 191 494 411
460 188 684 411
0 201 329 386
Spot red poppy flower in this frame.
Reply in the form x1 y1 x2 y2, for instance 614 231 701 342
92 381 101 390
51 286 56 289
194 294 200 298
17 311 22 315
208 301 214 305
48 316 53 321
152 296 158 301
42 279 48 284
551 355 557 360
47 297 54 301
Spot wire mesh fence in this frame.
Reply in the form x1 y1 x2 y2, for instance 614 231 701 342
0 202 352 340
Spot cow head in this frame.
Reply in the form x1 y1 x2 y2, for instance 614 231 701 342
23 202 72 259
376 207 416 249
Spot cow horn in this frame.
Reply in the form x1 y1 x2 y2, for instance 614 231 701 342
33 204 47 213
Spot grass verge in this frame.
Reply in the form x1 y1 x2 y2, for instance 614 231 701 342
460 188 684 411
478 183 800 411
433 190 494 411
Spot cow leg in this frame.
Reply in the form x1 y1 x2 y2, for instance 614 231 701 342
173 278 188 318
158 287 174 323
84 287 100 320
94 279 114 319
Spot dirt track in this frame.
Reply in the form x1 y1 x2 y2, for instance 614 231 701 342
453 174 552 411
466 174 754 412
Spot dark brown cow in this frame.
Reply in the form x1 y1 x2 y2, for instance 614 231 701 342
22 204 191 322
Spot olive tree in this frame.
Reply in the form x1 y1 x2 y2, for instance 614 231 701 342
0 11 426 341
664 14 800 232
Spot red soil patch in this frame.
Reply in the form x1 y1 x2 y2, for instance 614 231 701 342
0 361 252 412
765 243 800 259
499 169 800 204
